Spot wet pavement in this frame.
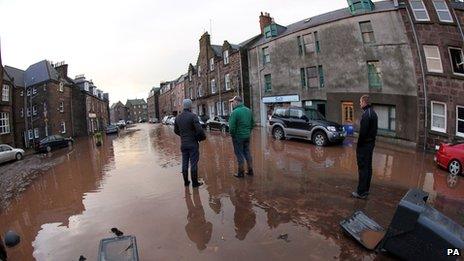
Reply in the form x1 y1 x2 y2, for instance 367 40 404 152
0 124 462 260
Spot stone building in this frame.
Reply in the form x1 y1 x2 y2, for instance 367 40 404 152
147 87 160 123
185 32 259 120
126 99 148 122
248 1 421 147
397 0 464 149
73 74 110 135
173 74 187 115
0 52 15 146
110 101 129 123
4 66 26 147
158 81 174 119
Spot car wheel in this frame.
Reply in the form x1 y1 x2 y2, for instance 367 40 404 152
46 146 52 153
272 126 284 140
448 160 462 175
15 153 23 161
221 125 227 133
312 131 328 147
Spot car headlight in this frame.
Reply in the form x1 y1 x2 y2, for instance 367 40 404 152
435 145 440 151
327 126 337 132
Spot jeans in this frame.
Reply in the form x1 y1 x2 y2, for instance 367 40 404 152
232 137 253 169
356 142 375 195
181 143 199 174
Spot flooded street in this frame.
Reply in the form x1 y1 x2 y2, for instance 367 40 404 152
1 124 463 260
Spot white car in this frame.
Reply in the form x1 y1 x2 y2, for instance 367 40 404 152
0 144 25 164
167 116 176 125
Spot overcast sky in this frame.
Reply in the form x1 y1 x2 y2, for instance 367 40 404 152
1 0 365 104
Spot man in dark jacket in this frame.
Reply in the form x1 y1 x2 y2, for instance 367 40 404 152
352 95 378 199
174 99 206 187
228 96 254 178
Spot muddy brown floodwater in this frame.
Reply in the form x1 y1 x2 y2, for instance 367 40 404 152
0 124 462 260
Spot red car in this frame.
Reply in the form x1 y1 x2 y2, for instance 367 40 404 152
434 142 464 175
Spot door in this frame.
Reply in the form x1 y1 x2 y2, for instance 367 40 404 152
288 108 307 137
317 103 326 118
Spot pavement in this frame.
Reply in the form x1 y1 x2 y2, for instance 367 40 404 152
0 123 462 260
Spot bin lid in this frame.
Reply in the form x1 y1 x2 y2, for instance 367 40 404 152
98 235 139 261
340 211 385 250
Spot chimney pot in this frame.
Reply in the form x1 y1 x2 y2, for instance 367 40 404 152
259 12 273 34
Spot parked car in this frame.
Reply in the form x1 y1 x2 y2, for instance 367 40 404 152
268 106 345 146
435 141 464 175
126 120 133 125
167 116 176 125
198 116 206 128
206 116 229 133
0 144 25 164
106 124 119 135
162 116 173 125
36 135 74 153
116 120 126 128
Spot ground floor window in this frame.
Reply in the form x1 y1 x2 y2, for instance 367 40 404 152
0 112 11 134
431 101 446 133
341 102 354 124
374 105 396 132
28 130 33 140
221 101 229 116
457 105 464 137
61 122 66 134
34 128 39 139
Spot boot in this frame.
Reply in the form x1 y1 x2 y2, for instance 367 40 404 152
182 172 190 187
191 170 203 187
234 164 245 178
246 168 254 176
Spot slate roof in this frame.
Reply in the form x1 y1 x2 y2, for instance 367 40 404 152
250 0 397 48
126 99 147 106
110 101 125 109
23 60 59 87
211 45 223 57
4 66 25 87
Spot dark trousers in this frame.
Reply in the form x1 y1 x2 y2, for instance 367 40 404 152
232 137 253 170
356 142 375 195
181 143 199 175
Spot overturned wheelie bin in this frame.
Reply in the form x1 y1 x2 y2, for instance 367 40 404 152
341 188 464 261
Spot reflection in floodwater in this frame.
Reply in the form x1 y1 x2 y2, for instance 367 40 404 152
0 124 462 260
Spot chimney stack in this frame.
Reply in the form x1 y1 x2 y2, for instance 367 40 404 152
259 12 273 34
54 62 68 78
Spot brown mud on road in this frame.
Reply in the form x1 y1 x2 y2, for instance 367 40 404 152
0 124 462 260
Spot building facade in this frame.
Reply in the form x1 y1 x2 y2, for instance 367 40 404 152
398 0 464 149
126 99 148 122
5 66 27 148
1 65 15 146
248 1 421 146
158 81 174 119
173 74 187 115
147 87 160 122
110 101 129 123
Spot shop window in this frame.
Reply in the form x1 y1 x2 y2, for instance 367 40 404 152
342 102 354 124
449 47 464 75
431 101 446 133
374 105 396 132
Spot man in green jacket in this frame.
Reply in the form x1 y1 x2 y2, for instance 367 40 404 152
228 96 254 178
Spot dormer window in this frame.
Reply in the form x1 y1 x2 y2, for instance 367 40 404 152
347 0 375 15
264 24 278 39
223 50 229 65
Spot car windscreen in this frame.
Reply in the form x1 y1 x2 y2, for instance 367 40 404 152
304 109 325 120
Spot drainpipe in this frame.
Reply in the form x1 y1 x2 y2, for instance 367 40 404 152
217 55 222 115
239 49 245 104
256 47 266 127
405 5 428 150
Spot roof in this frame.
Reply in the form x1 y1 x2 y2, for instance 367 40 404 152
3 66 25 87
451 1 464 11
211 45 223 57
126 99 147 106
250 0 397 48
238 34 262 48
110 101 125 109
24 60 59 87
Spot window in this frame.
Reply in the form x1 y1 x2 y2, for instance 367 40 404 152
297 36 304 56
367 61 382 88
33 87 37 95
359 21 375 44
289 109 304 118
27 108 31 117
306 67 318 88
342 102 354 124
424 45 443 73
433 0 453 22
225 74 231 90
59 101 64 112
32 105 38 116
410 0 430 21
318 65 325 88
274 108 287 117
264 74 272 93
314 31 320 53
84 82 90 92
198 66 201 77
189 71 192 82
61 122 66 134
20 90 24 97
211 79 216 94
431 101 446 132
210 58 215 71
262 47 270 64
28 130 33 140
2 85 9 102
264 24 278 38
198 84 203 97
34 128 39 139
374 105 396 132
449 48 464 75
20 108 24 118
27 88 31 96
223 50 229 65
300 68 307 88
303 33 315 53
59 82 64 92
457 106 464 137
0 113 10 134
